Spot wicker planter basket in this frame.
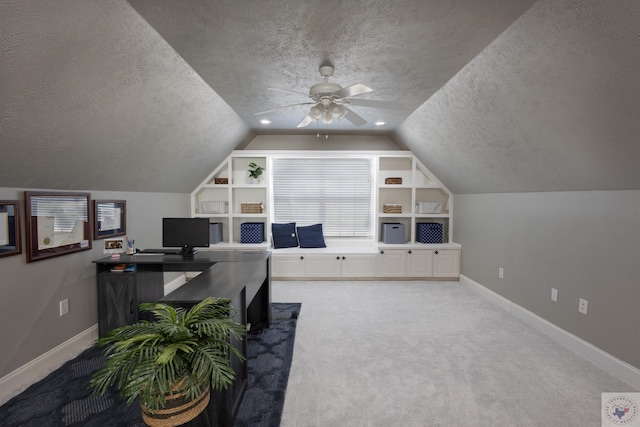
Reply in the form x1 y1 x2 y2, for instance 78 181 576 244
385 177 403 185
240 203 263 214
383 204 402 213
213 177 228 185
140 383 210 427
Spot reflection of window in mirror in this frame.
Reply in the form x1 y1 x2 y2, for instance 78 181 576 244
0 200 21 258
24 192 91 263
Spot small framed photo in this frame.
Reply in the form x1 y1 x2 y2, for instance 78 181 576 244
93 200 126 240
103 237 125 254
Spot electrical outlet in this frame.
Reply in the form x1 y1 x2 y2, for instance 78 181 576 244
578 298 588 315
551 288 558 302
498 267 504 279
59 299 69 316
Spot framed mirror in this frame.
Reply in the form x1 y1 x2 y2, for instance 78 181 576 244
24 191 92 263
0 200 22 259
93 200 126 240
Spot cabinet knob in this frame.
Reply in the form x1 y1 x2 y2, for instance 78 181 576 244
380 250 384 255
336 256 340 260
408 250 412 254
434 250 439 255
300 256 304 260
342 256 346 260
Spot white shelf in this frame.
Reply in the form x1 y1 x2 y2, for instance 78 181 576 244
192 150 456 249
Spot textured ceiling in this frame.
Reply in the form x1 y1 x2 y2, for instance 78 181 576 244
127 0 535 134
1 0 639 194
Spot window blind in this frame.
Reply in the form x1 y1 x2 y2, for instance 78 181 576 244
272 158 372 237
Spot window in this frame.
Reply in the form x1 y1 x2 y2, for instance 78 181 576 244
272 157 372 237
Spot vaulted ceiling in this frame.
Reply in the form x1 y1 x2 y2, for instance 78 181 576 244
1 1 638 194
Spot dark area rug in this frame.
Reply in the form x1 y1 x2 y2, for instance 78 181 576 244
0 303 300 427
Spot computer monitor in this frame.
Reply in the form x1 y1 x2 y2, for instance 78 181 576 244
162 217 210 256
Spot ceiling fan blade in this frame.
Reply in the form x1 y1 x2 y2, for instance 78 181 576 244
296 115 314 128
268 87 310 97
345 98 403 110
254 102 314 116
333 83 373 99
342 106 367 127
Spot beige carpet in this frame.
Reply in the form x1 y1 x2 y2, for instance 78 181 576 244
273 280 636 427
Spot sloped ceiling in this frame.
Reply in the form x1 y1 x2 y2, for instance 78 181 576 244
395 0 640 193
1 0 638 194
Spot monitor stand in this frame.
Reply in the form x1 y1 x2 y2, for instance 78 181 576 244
180 246 198 257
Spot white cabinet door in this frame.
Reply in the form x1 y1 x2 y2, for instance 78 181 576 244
433 249 460 278
341 254 377 277
271 255 306 277
378 250 407 277
305 255 341 277
406 249 434 277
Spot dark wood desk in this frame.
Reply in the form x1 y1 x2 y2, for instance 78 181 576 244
93 250 271 427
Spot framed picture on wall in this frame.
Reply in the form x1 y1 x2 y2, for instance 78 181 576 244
24 191 92 263
93 200 126 240
0 200 22 259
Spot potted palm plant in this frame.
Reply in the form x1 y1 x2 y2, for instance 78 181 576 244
90 297 246 427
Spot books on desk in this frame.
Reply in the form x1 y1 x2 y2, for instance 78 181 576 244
110 264 135 272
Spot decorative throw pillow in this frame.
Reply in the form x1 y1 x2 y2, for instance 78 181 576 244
297 224 326 248
271 222 298 249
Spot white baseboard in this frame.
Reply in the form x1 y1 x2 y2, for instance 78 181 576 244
0 275 194 407
0 324 99 406
460 275 640 391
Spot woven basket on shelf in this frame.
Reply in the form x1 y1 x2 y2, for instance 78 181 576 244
383 204 402 213
240 203 263 214
385 177 403 185
213 177 228 184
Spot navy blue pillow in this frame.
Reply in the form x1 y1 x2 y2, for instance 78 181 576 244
297 224 326 248
272 222 298 249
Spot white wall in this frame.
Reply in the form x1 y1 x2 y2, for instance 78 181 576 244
244 134 402 151
453 190 640 370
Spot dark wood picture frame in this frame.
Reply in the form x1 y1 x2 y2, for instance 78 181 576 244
0 200 22 259
24 191 92 263
93 200 126 240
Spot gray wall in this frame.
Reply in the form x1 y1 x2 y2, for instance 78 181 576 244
0 187 189 378
454 190 640 369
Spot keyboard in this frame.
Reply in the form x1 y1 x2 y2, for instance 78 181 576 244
138 248 181 255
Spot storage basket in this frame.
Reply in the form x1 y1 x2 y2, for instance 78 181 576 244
213 177 228 184
240 222 264 243
209 223 222 244
416 201 442 214
200 201 228 214
416 222 443 244
240 202 263 214
385 177 403 185
381 223 406 244
383 203 402 214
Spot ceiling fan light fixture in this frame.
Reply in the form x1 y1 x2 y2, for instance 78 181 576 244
309 104 323 119
330 103 345 118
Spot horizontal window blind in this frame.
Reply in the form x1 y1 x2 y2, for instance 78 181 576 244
272 158 372 237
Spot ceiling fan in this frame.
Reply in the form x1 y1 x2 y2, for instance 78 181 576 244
254 64 401 128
